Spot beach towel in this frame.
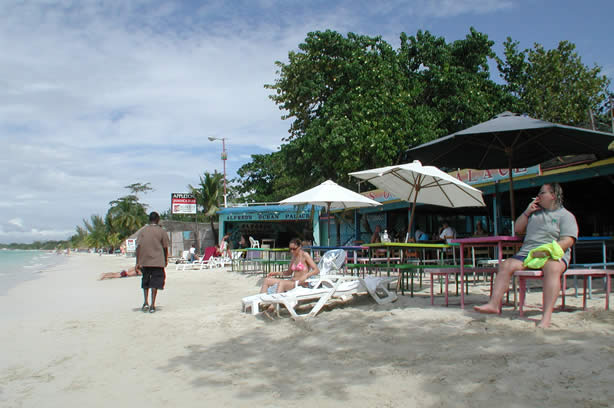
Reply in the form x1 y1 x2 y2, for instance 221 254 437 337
523 240 564 269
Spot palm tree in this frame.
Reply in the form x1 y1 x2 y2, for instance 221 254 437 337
69 225 88 249
107 195 148 239
84 215 108 250
106 232 122 252
189 171 223 244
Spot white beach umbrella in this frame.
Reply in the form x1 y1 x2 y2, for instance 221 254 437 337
279 180 382 245
349 160 485 234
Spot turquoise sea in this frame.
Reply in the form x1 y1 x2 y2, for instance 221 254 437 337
0 249 67 295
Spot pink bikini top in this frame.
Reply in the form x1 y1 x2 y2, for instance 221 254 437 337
291 262 306 272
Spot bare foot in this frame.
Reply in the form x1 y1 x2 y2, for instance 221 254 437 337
473 304 500 314
536 320 550 328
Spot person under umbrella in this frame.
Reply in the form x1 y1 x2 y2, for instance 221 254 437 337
279 180 381 245
473 182 578 328
406 111 614 221
349 160 485 237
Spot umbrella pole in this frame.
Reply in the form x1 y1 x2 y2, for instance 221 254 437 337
407 189 419 239
508 158 516 225
327 203 331 246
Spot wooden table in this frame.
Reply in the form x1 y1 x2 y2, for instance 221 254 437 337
233 247 289 275
450 236 522 309
363 242 455 296
569 236 614 298
304 245 367 266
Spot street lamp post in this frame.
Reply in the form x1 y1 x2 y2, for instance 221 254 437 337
208 137 227 207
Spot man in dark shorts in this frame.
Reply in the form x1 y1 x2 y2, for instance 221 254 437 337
136 212 170 313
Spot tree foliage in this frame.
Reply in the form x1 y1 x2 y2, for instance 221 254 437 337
106 195 148 239
83 215 108 249
399 28 513 137
125 182 153 198
496 38 611 126
241 28 508 200
189 171 224 243
234 151 297 202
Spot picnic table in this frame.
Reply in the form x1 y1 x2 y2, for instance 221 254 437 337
451 236 523 309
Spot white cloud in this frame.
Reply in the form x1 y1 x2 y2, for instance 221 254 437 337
8 218 24 228
3 0 608 244
419 0 513 17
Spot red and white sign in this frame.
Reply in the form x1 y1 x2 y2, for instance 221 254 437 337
171 193 197 214
126 239 137 252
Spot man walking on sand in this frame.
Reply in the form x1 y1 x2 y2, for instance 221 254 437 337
136 212 170 313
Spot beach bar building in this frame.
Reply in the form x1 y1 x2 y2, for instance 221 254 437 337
217 205 316 248
217 155 614 256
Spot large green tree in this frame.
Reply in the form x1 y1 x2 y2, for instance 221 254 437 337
241 28 507 200
399 28 512 137
234 151 296 202
265 30 423 190
496 38 611 127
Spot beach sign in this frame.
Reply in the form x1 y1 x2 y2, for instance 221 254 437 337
171 193 197 214
126 239 136 252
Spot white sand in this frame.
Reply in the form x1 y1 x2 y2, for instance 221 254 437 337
1 253 614 407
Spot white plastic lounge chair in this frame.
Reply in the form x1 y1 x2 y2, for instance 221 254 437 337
242 248 338 311
174 250 191 270
243 275 397 319
241 248 397 318
310 249 346 279
241 249 347 312
181 257 218 271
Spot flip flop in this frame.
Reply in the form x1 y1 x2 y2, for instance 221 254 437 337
149 306 156 313
141 303 149 312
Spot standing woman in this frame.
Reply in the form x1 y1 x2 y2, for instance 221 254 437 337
220 233 232 258
260 238 320 294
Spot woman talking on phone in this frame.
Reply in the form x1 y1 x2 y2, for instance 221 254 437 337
474 183 578 328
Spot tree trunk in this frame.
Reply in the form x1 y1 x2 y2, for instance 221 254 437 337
210 219 218 245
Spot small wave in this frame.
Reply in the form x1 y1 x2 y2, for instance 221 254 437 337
24 263 44 269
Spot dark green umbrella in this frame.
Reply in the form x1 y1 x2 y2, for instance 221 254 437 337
407 112 614 220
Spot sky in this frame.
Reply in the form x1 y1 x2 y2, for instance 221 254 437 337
1 0 613 244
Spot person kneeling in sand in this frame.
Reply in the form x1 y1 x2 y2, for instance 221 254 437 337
99 265 141 280
473 183 577 328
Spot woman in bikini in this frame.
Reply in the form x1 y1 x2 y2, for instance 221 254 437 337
259 238 320 294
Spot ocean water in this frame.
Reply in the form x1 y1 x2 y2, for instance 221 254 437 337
0 249 67 295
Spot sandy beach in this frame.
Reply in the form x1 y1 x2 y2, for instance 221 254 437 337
1 253 613 407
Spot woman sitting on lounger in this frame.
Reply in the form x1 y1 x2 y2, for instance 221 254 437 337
259 238 320 294
99 265 141 280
